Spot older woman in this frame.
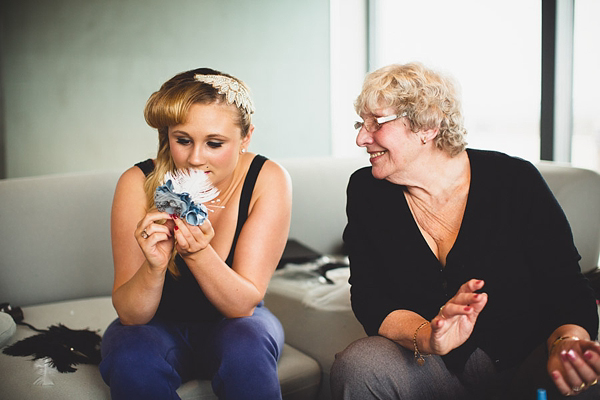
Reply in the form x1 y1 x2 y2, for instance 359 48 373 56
331 62 600 399
99 68 291 399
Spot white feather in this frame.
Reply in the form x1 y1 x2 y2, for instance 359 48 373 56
33 357 56 386
163 169 220 204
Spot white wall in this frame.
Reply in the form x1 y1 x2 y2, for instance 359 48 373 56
330 0 367 158
1 0 331 178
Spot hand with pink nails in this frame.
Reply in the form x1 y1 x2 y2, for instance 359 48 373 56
428 279 488 355
547 325 600 396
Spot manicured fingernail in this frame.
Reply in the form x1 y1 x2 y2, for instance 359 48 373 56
174 226 179 231
172 214 178 220
568 350 577 360
473 294 479 299
551 370 560 380
561 350 568 361
464 306 471 312
584 351 593 360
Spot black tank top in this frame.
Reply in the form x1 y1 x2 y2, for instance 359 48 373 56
135 155 268 322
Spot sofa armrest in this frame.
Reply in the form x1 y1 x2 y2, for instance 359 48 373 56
537 163 600 274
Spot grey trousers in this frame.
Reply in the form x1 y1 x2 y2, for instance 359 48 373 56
330 336 600 400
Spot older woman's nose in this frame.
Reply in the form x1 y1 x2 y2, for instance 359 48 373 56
356 126 373 147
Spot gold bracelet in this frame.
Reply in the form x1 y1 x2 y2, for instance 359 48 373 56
550 335 580 355
413 321 430 366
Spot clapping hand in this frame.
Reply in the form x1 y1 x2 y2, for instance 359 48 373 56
429 279 488 355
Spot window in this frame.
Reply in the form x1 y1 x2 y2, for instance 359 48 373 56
369 0 542 162
572 0 600 172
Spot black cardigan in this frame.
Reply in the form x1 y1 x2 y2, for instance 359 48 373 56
343 149 598 371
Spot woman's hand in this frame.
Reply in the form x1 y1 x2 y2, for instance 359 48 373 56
171 215 215 258
428 279 488 355
135 211 175 271
548 330 600 396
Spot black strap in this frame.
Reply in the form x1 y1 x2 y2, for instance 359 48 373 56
225 155 268 266
133 156 267 267
135 159 154 177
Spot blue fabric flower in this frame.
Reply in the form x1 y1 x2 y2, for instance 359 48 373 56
154 180 209 226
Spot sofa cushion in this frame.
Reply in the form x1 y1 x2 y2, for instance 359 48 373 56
265 267 365 400
0 297 114 399
0 297 321 400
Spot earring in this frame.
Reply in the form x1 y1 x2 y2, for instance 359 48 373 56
421 137 427 145
240 148 246 154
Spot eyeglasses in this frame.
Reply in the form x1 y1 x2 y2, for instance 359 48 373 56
354 112 408 132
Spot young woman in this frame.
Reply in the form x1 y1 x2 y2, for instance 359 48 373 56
99 68 292 400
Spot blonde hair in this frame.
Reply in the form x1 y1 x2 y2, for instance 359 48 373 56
143 68 253 275
355 62 467 156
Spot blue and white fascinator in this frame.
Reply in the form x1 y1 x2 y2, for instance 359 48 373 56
154 170 220 225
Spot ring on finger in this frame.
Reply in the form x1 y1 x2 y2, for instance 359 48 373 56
141 229 149 239
591 378 598 386
572 382 586 392
439 305 446 319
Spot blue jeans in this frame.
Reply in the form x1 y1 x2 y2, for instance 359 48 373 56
99 304 284 400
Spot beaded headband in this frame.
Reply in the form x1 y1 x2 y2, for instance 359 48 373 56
194 74 255 114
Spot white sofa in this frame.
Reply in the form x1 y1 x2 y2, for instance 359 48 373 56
1 156 599 400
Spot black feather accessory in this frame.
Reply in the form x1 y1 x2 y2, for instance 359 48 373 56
2 324 102 373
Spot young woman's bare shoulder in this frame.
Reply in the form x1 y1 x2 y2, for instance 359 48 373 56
113 165 148 210
118 165 147 186
260 159 291 186
253 159 292 201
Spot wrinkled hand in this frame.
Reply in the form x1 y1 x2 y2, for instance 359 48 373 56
548 338 600 396
172 214 215 257
429 279 488 355
135 211 175 271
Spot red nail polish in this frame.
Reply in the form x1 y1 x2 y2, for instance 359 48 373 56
172 214 178 220
584 351 593 360
174 226 179 231
464 306 471 312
